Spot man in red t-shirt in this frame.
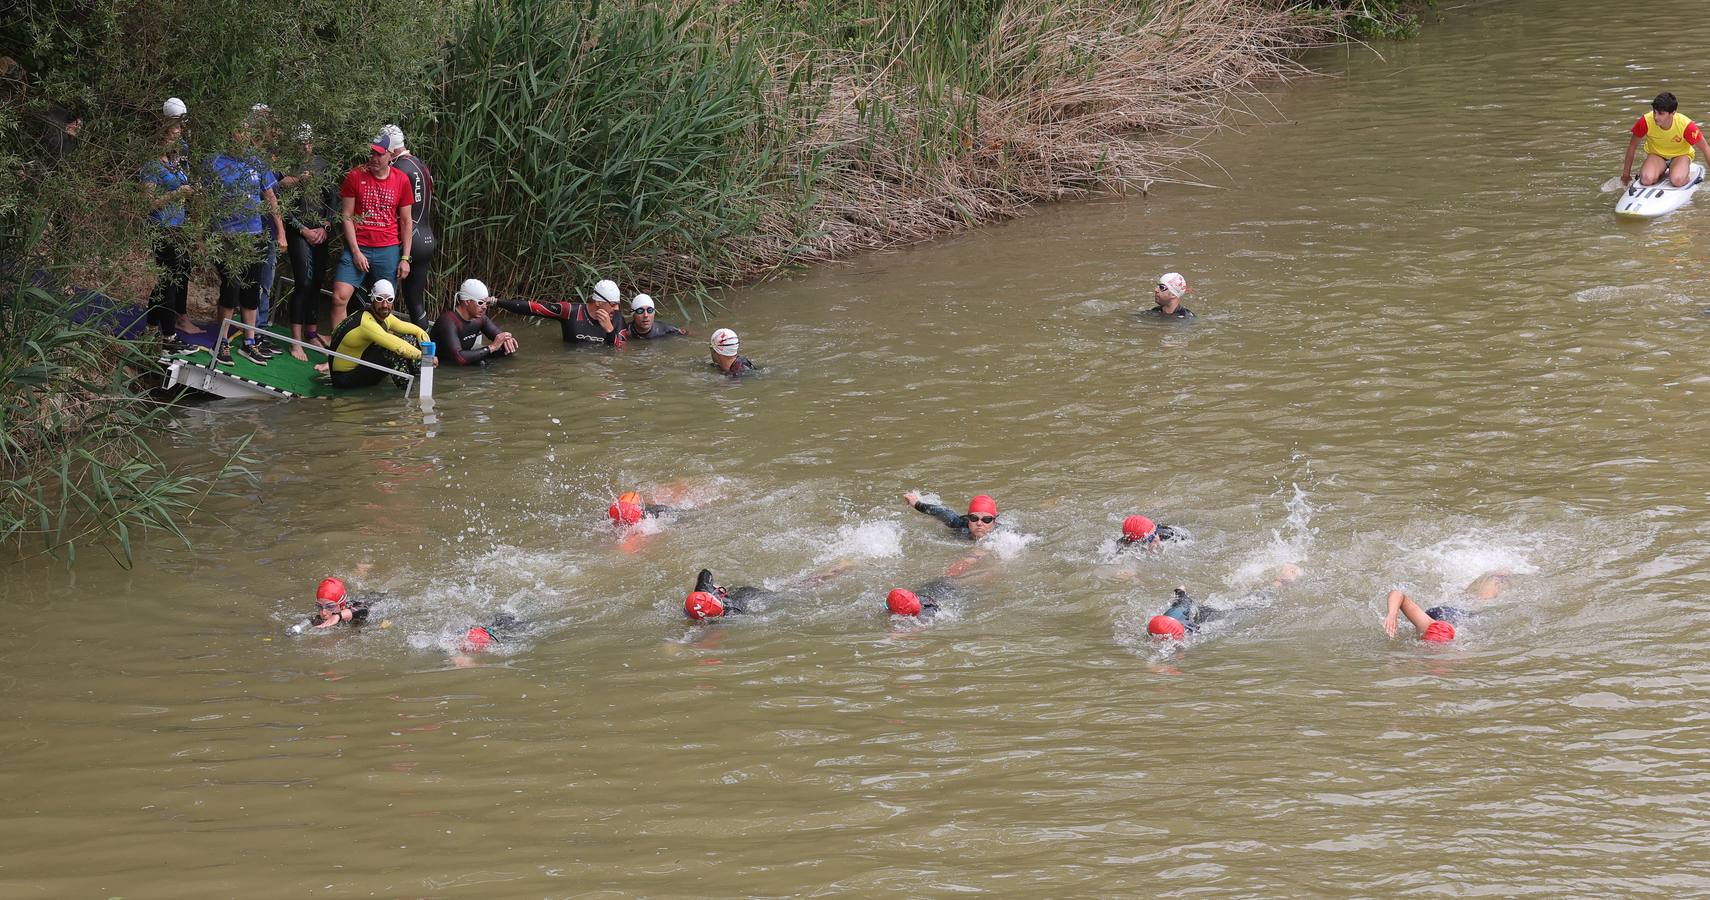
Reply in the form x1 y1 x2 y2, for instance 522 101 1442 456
328 131 414 329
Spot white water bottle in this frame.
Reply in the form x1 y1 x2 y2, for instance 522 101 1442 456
418 340 436 399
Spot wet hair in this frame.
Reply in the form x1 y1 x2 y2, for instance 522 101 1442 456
1654 91 1679 113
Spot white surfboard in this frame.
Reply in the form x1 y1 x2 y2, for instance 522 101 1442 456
1615 163 1706 218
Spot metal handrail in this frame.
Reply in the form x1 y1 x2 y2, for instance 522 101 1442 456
221 318 415 389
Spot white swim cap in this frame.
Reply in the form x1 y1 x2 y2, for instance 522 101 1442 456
250 102 270 114
296 122 313 142
371 280 396 299
456 278 490 303
162 97 187 118
630 293 655 312
710 328 739 357
1158 272 1188 298
592 279 620 304
380 123 405 151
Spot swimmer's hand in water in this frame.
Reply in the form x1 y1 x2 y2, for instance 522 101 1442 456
902 491 920 508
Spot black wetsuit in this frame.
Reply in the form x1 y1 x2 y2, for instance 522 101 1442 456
1118 524 1183 549
908 576 965 620
304 599 372 629
694 568 783 614
283 154 338 329
624 320 685 340
1147 304 1194 319
910 499 979 539
431 308 510 366
392 152 436 327
493 299 624 346
1159 588 1219 633
711 356 758 377
1425 605 1472 624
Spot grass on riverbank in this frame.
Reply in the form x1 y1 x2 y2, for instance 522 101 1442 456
428 0 1349 309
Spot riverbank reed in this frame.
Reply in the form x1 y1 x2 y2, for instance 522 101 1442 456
428 0 1342 305
0 282 250 566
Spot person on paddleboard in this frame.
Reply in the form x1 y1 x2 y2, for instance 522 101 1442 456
1146 272 1194 319
1622 92 1710 188
903 491 1000 541
1382 569 1512 644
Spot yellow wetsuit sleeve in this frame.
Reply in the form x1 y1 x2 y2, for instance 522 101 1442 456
365 316 423 360
386 317 431 344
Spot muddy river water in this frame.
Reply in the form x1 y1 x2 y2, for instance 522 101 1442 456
6 0 1710 895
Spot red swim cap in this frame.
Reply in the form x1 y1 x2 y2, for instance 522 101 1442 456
316 577 347 606
968 495 998 516
1147 615 1186 640
462 626 494 650
608 501 643 525
1423 621 1456 643
887 589 922 616
685 591 725 620
1122 515 1156 542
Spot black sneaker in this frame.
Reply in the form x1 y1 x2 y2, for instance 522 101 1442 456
254 339 282 359
236 343 269 366
161 338 197 356
215 347 236 367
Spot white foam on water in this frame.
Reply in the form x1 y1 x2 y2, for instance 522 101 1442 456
1230 483 1316 588
981 528 1037 559
813 520 904 563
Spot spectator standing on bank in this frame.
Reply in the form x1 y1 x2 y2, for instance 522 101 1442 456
143 98 195 349
381 125 436 329
329 129 414 326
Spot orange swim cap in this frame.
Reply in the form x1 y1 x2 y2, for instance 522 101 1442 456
1122 515 1156 542
1147 615 1185 640
1423 621 1456 643
685 591 725 620
968 495 998 517
887 589 922 616
316 577 347 607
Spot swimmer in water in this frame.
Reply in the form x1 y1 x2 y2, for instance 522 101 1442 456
884 576 966 621
1118 514 1183 551
903 491 999 541
682 562 852 621
1382 569 1512 644
1146 272 1194 320
607 490 676 526
294 577 372 631
450 613 522 666
708 328 758 377
1146 564 1302 641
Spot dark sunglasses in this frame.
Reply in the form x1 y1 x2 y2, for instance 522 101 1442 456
966 514 997 524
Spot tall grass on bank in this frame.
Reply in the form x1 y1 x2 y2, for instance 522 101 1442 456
427 0 1347 304
427 0 796 308
0 280 250 566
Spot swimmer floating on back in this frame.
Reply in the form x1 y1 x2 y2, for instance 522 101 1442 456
904 491 1000 541
1382 569 1511 644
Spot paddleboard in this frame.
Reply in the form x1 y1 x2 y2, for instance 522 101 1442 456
1615 163 1706 217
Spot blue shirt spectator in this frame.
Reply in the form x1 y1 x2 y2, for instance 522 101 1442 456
208 153 278 234
143 157 189 227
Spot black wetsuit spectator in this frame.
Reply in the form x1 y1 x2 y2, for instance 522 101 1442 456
385 126 437 328
1118 515 1182 549
281 126 338 357
903 491 999 541
432 279 518 366
492 278 625 346
623 294 686 340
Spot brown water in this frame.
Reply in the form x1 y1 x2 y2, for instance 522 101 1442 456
9 2 1710 895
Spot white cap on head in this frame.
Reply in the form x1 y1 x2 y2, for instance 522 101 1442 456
710 328 739 357
1158 272 1188 298
380 123 405 151
630 293 655 312
456 278 490 304
591 279 620 304
250 102 270 114
371 280 396 299
163 97 187 118
296 122 313 142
